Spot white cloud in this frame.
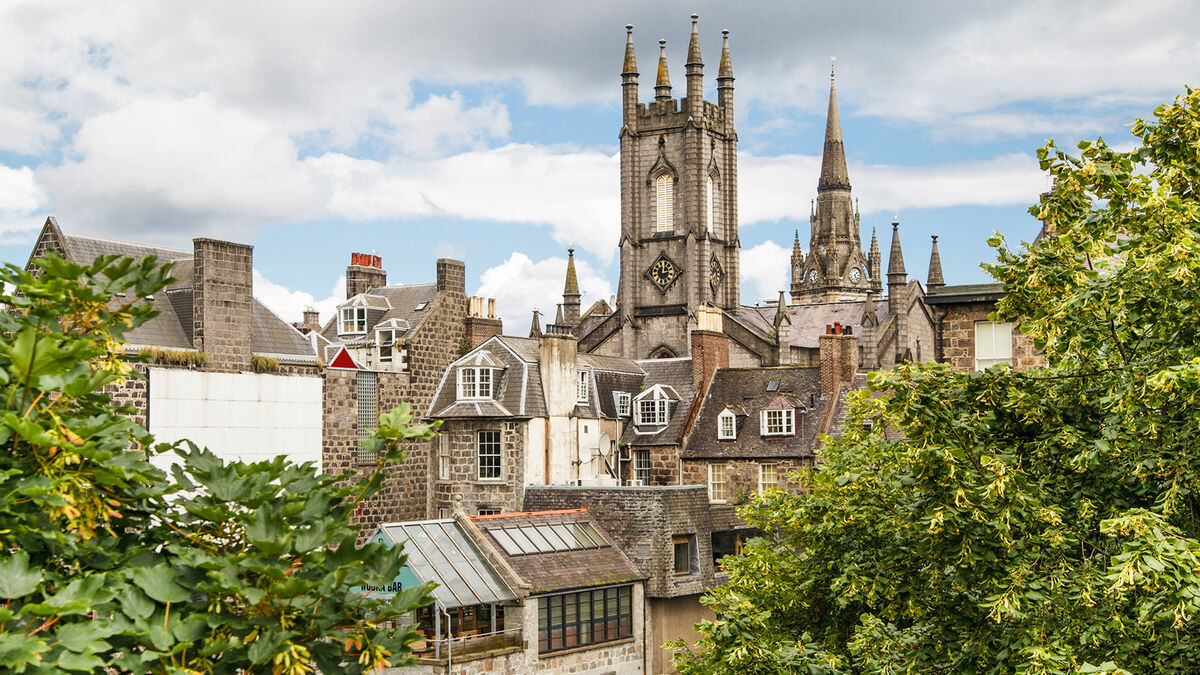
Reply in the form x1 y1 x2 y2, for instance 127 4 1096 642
739 152 1045 225
476 252 614 333
740 240 791 305
313 144 620 262
40 95 327 245
253 270 344 328
0 165 47 239
388 93 511 157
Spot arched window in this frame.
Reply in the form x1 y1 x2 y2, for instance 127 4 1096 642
706 176 715 234
655 174 674 233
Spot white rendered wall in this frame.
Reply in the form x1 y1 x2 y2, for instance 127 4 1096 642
148 368 323 473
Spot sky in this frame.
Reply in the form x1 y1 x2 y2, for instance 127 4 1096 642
0 1 1196 331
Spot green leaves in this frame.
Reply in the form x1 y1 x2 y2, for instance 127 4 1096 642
679 88 1200 674
0 253 436 674
0 552 41 599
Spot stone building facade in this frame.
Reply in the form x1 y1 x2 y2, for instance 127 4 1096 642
925 284 1043 372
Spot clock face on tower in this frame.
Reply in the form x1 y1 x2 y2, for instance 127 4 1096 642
808 269 820 284
646 252 680 292
709 256 724 290
848 267 862 283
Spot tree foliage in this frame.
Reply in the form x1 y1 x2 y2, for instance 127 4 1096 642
674 88 1200 674
0 254 436 673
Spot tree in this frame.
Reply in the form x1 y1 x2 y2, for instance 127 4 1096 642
0 253 435 673
673 88 1200 674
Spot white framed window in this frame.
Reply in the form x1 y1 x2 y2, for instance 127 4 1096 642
577 370 590 403
759 463 778 493
438 507 452 519
655 173 674 233
457 367 492 399
717 409 736 440
437 434 450 481
673 534 699 575
477 430 501 480
477 507 501 516
761 409 795 436
634 449 650 484
975 321 1013 370
377 327 407 367
339 306 367 335
637 399 668 426
705 176 715 234
616 392 631 417
708 462 727 503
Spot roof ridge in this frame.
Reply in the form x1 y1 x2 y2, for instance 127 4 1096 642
65 232 191 254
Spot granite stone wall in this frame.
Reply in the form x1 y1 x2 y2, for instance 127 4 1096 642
937 301 1042 372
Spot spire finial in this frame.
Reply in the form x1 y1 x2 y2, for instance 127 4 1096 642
927 233 944 292
655 39 672 101
888 218 906 276
564 247 580 297
687 14 702 65
831 56 837 80
623 24 638 76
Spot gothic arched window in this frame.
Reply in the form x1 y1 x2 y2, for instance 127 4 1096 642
655 173 674 233
705 176 715 234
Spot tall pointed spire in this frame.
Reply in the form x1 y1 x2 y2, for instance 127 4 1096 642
818 58 850 192
718 29 733 80
685 14 703 109
563 248 580 296
655 39 672 101
888 218 906 276
868 226 881 283
622 24 638 75
926 234 944 292
562 247 581 325
529 310 542 338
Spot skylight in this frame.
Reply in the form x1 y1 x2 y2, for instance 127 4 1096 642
766 379 780 392
488 522 608 556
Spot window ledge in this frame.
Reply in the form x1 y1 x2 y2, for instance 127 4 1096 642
539 636 636 660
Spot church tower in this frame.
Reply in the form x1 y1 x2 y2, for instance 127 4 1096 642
791 64 879 304
614 16 739 359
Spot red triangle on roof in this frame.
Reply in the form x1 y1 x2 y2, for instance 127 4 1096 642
329 346 360 370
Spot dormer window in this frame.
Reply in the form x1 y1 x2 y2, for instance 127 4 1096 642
615 392 631 417
717 409 737 440
339 307 367 335
457 367 493 399
637 399 668 426
761 409 795 436
377 328 406 366
577 370 590 403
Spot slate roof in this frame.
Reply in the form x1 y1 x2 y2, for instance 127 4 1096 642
319 284 440 344
684 366 826 459
620 358 695 446
923 283 1006 305
40 227 315 360
428 336 644 421
473 509 644 595
730 299 891 350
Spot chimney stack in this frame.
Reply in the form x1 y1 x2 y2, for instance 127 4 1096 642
819 323 859 399
301 308 320 334
436 258 466 294
465 296 503 349
690 306 729 394
192 238 253 372
346 251 386 298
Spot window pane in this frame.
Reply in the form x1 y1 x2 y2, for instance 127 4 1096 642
489 528 523 556
656 174 674 233
505 527 537 555
518 526 555 553
478 431 501 479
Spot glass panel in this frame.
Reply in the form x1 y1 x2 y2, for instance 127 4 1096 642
487 528 522 557
535 524 570 551
504 527 537 555
518 526 555 553
546 523 578 550
564 594 578 647
579 522 607 548
538 597 548 652
570 522 599 548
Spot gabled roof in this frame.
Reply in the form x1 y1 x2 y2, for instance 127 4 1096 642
923 283 1006 305
473 510 644 595
27 219 315 360
320 283 439 344
731 298 891 350
684 366 826 459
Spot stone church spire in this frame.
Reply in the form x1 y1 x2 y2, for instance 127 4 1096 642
868 227 881 281
622 24 638 75
563 247 581 325
926 234 944 293
818 60 850 192
655 39 672 101
686 14 703 110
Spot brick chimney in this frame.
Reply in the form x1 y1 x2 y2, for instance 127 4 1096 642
690 306 729 394
465 296 503 348
192 238 253 372
346 252 386 299
819 322 858 399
